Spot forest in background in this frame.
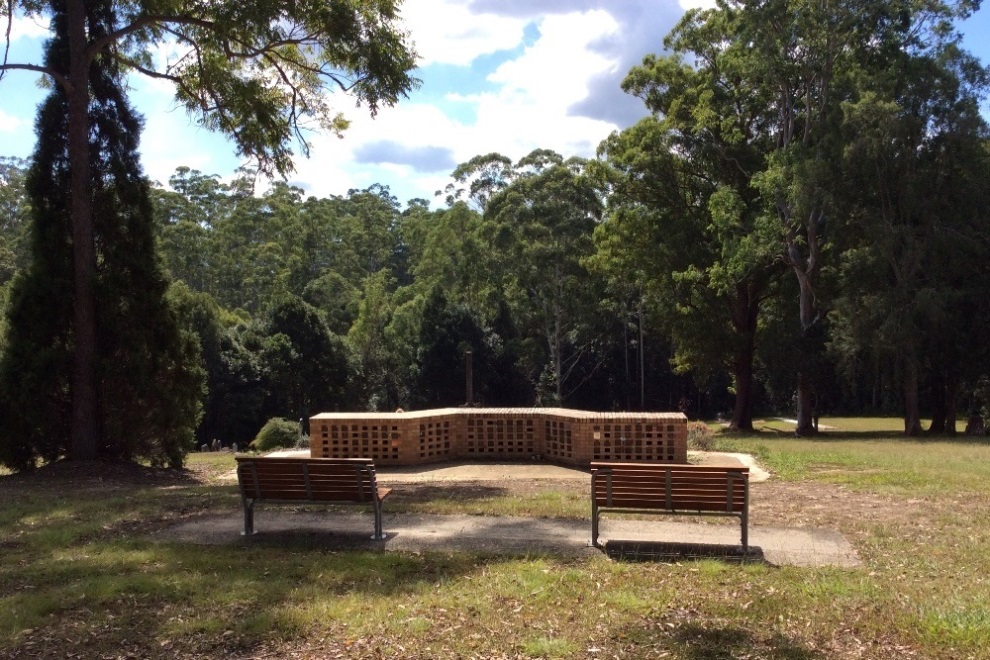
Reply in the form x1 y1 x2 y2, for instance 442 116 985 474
2 0 990 455
4 130 990 451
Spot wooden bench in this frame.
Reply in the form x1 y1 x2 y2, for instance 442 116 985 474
590 461 750 551
236 456 392 539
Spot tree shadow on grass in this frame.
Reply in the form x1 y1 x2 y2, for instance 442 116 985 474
667 624 820 660
616 620 821 660
386 482 510 506
0 458 206 490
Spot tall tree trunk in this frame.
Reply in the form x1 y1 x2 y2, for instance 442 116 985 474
622 314 630 410
944 375 959 436
67 0 98 460
552 292 563 405
795 371 817 435
785 216 823 436
903 354 923 436
927 366 946 434
793 274 818 435
638 295 645 411
730 348 754 431
728 285 759 431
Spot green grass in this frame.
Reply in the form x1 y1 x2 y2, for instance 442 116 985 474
2 429 990 658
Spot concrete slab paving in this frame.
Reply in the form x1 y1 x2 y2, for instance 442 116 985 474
157 510 859 568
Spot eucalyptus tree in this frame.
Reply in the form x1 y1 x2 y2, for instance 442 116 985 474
330 184 406 286
832 37 990 435
484 150 605 405
0 157 32 287
347 268 403 409
593 41 782 428
0 0 417 460
645 0 981 433
404 201 496 316
151 168 233 293
440 153 515 211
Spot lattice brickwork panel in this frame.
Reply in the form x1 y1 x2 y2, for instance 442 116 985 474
311 408 687 466
417 419 453 462
464 413 537 458
591 421 682 462
313 420 401 464
543 418 573 461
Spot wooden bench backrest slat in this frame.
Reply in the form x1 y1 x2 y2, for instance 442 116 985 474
590 461 748 514
236 456 382 503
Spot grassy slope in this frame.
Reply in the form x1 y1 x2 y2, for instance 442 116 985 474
1 425 989 659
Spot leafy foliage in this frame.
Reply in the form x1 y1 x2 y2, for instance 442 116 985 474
251 417 303 452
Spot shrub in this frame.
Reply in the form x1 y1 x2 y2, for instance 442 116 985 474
250 417 301 452
687 421 717 451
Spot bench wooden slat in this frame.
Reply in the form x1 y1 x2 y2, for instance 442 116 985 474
236 456 391 539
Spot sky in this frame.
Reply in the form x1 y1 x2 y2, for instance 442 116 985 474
2 0 990 209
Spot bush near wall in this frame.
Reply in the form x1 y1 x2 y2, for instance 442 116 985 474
250 418 301 452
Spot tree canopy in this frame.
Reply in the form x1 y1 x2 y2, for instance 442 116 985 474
0 0 418 461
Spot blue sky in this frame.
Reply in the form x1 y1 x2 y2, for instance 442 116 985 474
2 0 990 208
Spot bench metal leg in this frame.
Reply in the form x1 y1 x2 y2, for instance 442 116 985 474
590 501 601 548
371 500 386 540
242 500 255 536
741 508 748 553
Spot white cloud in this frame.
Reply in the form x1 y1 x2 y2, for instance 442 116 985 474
289 8 624 205
441 11 621 165
8 13 50 41
0 109 23 133
488 11 620 106
138 98 241 186
400 0 527 66
289 101 455 200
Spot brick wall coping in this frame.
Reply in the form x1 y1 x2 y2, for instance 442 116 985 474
312 407 687 421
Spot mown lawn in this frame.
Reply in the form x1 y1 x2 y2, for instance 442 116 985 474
2 426 989 659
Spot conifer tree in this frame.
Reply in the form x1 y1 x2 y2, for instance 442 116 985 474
0 0 205 469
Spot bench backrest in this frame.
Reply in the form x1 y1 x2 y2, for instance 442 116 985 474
236 456 381 503
590 461 748 513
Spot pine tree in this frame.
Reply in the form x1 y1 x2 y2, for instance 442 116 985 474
0 0 205 470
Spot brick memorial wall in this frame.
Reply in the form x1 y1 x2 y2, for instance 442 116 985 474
310 408 687 467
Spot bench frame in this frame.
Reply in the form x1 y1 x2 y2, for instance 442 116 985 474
590 461 749 551
236 456 392 540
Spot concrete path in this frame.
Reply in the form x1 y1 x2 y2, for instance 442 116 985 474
159 510 859 568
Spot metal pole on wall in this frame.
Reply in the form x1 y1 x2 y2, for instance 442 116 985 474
465 350 473 406
639 295 645 411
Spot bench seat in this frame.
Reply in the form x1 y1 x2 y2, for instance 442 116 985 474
236 456 391 539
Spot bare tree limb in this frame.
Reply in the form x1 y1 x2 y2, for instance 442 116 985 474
1 0 12 83
0 62 72 92
87 14 218 61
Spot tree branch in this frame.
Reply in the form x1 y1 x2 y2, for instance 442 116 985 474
87 14 218 60
0 62 72 92
112 54 201 112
